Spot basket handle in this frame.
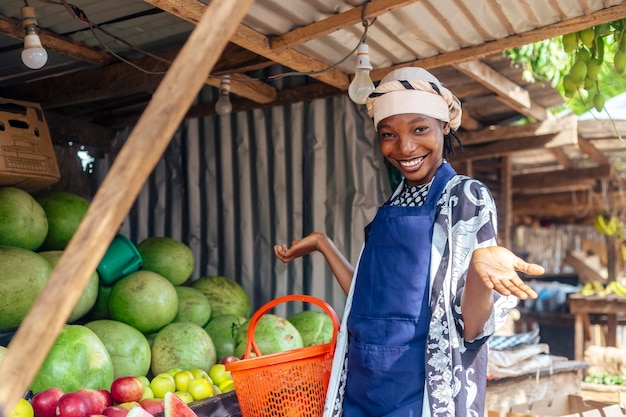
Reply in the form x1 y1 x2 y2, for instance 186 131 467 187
243 294 340 359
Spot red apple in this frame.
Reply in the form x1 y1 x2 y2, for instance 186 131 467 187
102 406 130 417
110 377 144 404
32 387 64 417
76 389 110 415
98 390 114 409
56 391 93 417
220 355 240 365
139 399 164 415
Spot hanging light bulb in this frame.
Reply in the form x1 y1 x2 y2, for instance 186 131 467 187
215 75 233 116
348 42 375 104
21 6 48 70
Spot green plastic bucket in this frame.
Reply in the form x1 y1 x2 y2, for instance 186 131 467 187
97 234 143 286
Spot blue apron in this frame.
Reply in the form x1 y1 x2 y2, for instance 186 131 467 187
344 163 455 417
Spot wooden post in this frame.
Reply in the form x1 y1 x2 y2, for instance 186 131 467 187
606 234 620 283
0 0 254 414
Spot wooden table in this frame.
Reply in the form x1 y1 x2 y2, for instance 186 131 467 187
485 360 588 415
568 295 626 361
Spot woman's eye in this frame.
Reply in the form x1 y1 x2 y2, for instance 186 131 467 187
414 126 428 133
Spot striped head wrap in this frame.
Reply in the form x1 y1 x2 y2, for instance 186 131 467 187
366 67 462 131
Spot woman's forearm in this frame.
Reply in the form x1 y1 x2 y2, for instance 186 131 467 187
315 234 354 295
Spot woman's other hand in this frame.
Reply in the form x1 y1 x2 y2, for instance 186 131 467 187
274 232 326 263
470 246 544 300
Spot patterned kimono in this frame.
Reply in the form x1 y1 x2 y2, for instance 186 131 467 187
323 172 518 417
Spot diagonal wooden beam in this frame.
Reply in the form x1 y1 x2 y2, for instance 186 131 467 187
142 0 350 90
0 0 255 414
453 60 548 121
270 0 419 51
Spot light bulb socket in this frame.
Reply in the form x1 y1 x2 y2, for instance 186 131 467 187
21 6 38 29
219 76 231 95
354 42 373 71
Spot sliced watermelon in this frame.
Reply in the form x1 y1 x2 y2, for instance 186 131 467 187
126 406 155 417
164 392 198 417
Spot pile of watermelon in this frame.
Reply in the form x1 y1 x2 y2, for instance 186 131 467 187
0 185 336 407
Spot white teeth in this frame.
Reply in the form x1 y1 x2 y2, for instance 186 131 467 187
399 157 424 167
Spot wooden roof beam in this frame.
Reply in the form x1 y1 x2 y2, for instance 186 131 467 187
454 60 548 121
461 115 577 145
269 0 419 51
142 0 350 90
513 164 614 192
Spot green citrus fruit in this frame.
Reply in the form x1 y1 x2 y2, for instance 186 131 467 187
0 246 52 332
35 191 90 251
191 276 251 319
173 286 212 327
84 319 152 378
109 270 178 334
0 187 48 250
38 250 98 323
137 237 194 286
150 322 216 376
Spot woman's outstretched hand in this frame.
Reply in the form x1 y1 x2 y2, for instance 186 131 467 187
470 246 544 300
274 232 326 263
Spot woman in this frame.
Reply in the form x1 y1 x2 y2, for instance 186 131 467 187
274 67 544 417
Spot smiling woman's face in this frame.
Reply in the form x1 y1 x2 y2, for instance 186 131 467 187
377 113 450 187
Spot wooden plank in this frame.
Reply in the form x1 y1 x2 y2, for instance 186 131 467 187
270 0 420 51
450 129 578 162
370 3 626 79
462 116 578 145
513 165 614 191
0 0 254 414
454 60 549 121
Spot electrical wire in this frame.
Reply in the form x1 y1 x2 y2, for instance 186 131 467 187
36 0 377 82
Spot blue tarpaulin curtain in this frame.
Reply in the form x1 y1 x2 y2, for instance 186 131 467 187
94 95 391 318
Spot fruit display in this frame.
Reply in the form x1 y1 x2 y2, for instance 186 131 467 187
0 185 341 416
584 372 626 386
576 280 626 297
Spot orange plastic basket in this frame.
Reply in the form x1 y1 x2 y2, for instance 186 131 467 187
225 294 340 417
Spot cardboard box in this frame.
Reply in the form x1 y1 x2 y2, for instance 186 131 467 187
487 395 626 417
0 97 60 192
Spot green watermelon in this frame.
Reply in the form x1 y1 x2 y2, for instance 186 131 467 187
137 237 194 286
151 322 216 375
191 276 251 318
30 324 114 393
38 250 99 323
234 314 303 358
288 310 335 346
203 314 246 361
35 191 90 251
0 187 48 250
0 246 52 332
84 319 152 378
